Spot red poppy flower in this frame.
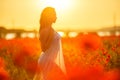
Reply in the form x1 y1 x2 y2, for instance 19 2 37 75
0 68 10 80
12 50 28 67
0 57 5 68
24 60 38 74
78 34 102 54
101 69 120 80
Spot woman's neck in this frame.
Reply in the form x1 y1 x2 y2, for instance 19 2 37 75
47 23 52 28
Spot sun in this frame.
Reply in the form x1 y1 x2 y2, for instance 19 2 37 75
39 0 72 11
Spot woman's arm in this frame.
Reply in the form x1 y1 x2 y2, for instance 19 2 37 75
39 28 54 52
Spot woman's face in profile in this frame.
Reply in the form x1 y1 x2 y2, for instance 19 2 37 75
51 11 57 23
46 10 57 24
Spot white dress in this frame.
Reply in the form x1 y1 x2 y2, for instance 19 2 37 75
33 32 67 80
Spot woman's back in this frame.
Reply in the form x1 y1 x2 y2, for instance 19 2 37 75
39 27 54 52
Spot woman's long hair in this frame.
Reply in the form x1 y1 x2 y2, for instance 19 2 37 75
39 7 56 51
40 7 56 30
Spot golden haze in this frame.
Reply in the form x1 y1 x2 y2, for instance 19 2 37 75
0 0 120 31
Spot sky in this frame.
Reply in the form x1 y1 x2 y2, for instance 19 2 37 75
0 0 120 31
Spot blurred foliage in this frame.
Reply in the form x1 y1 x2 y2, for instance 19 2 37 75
0 48 29 80
0 38 40 80
0 35 120 80
101 36 120 70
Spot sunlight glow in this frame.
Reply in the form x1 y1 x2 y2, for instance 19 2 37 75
21 33 36 38
58 31 66 37
68 32 78 37
21 33 28 38
115 31 120 36
39 0 72 11
5 33 16 40
97 31 111 36
27 33 36 38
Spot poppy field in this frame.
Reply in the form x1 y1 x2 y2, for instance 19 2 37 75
0 33 120 80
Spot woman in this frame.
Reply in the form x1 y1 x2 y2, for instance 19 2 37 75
33 7 67 80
